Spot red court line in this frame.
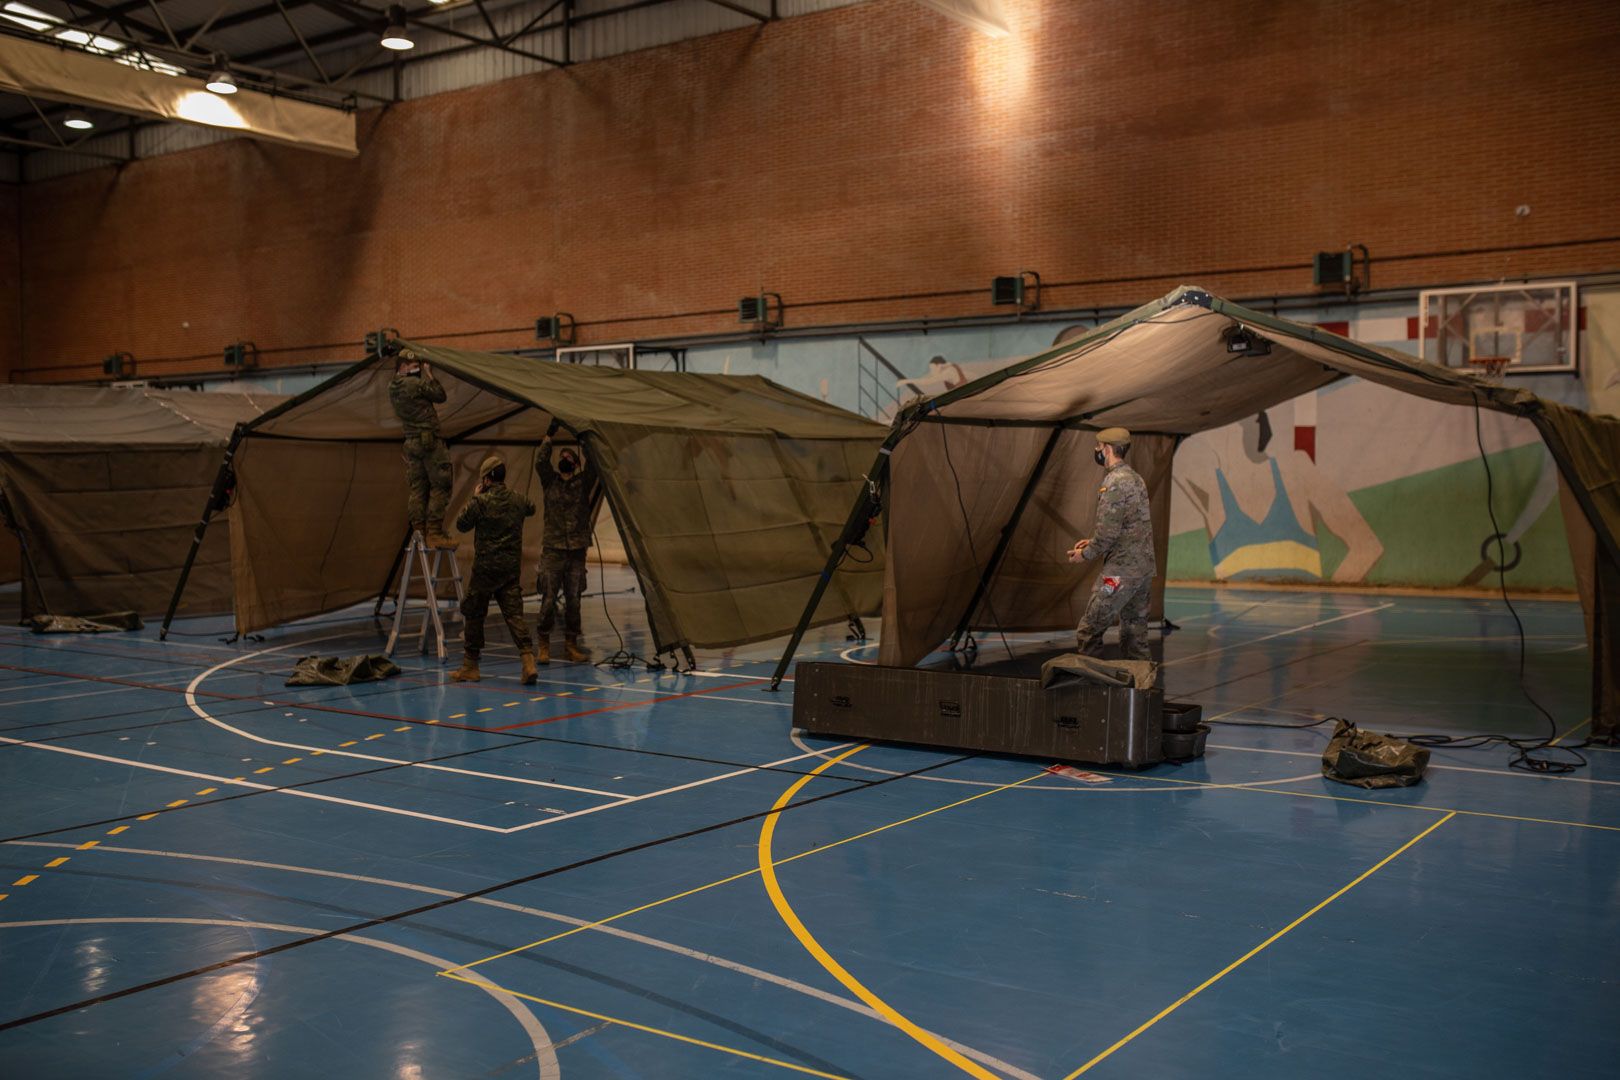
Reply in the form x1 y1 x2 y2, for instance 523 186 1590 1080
491 680 763 730
0 662 760 735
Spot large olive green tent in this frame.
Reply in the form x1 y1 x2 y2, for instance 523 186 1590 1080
774 286 1620 740
0 385 283 620
163 344 886 656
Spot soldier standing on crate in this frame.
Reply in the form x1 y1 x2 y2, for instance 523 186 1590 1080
387 345 457 550
1069 427 1156 661
452 454 538 685
535 431 599 664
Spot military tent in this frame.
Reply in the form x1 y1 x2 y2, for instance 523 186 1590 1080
0 386 284 620
773 286 1620 740
163 344 886 657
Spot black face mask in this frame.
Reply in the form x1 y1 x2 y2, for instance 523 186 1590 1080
1093 448 1107 467
558 456 577 475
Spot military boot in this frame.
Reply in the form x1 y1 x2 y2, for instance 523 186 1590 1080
520 650 538 685
565 635 587 664
451 653 481 682
426 522 458 550
536 637 551 665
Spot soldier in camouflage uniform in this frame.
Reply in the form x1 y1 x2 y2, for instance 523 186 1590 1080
387 347 457 549
1069 427 1156 660
535 433 599 664
452 454 539 684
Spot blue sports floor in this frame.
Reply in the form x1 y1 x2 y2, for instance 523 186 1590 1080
1 574 1616 1078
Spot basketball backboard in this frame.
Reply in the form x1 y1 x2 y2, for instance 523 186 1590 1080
1418 281 1578 375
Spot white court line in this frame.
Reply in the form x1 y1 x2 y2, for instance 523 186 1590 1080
0 664 187 696
1 841 1036 1080
185 640 629 800
0 734 862 834
0 916 559 1080
501 746 854 832
1206 741 1620 787
0 733 511 832
0 667 265 710
1163 603 1395 667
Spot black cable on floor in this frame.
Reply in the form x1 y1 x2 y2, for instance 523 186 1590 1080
587 525 651 671
1391 397 1586 774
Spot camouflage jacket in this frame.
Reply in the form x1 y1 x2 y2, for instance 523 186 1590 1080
388 371 447 439
455 483 536 580
536 446 598 550
1082 462 1156 579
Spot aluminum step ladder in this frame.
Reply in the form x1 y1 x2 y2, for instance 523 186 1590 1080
385 531 465 661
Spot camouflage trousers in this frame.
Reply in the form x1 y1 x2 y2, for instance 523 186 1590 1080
536 548 588 636
461 576 532 657
1076 573 1153 660
403 433 451 530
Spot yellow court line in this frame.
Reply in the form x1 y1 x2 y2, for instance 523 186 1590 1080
44 857 68 869
441 752 1049 975
12 874 38 887
439 971 849 1079
1064 810 1456 1078
757 744 1003 1080
1116 768 1620 834
1551 716 1592 747
106 826 128 836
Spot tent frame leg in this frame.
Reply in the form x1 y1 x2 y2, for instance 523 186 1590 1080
0 488 50 622
373 526 412 619
161 425 245 641
769 442 895 691
947 426 1065 652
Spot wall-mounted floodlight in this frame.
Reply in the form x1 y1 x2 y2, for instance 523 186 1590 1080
991 270 1040 310
739 293 784 330
102 351 135 377
1313 243 1369 297
222 341 258 369
535 313 577 346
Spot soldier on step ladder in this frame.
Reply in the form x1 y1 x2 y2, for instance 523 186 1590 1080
452 455 539 685
387 344 458 550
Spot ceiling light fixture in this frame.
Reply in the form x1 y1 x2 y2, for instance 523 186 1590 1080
206 67 237 94
380 7 413 50
62 109 94 130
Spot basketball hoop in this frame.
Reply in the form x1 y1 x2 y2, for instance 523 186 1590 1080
1468 355 1511 382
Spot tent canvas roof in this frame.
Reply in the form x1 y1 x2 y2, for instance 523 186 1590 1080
773 285 1620 740
0 385 283 449
199 346 888 653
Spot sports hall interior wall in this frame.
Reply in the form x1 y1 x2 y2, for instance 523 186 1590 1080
3 0 1618 384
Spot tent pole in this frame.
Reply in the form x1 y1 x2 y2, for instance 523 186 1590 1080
947 426 1065 650
0 488 49 622
769 438 897 691
373 527 412 619
161 425 245 641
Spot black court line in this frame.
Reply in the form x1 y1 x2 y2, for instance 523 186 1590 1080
0 751 976 1032
0 857 864 1079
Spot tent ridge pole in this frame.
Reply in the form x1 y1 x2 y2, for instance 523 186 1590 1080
769 432 901 690
161 423 246 640
947 425 1066 650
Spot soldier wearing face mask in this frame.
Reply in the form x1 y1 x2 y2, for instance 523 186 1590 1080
1067 427 1155 660
534 433 599 664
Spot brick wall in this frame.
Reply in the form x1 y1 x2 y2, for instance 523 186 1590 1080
11 0 1620 381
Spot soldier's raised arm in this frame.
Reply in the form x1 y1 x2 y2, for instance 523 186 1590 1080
455 492 483 534
535 437 556 488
